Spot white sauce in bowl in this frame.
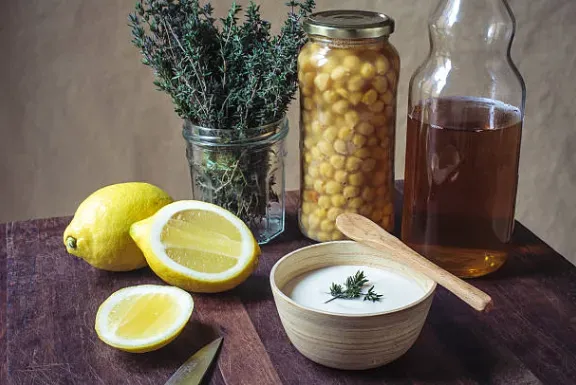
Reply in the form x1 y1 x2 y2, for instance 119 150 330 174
283 265 427 315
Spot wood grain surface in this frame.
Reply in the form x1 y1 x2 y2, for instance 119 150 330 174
1 185 575 385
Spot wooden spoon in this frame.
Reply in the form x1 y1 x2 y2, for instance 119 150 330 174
336 213 493 312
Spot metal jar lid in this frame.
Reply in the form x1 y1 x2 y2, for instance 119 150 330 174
303 10 395 40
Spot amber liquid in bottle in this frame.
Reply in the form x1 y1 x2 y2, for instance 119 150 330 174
402 96 522 277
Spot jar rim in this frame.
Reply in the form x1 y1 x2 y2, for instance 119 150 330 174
304 10 395 40
182 117 288 147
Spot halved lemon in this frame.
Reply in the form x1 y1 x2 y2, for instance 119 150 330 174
130 200 260 293
95 284 194 353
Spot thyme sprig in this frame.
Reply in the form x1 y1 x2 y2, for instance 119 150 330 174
325 271 384 304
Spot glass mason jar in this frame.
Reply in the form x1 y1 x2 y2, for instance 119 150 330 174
402 0 526 277
298 11 399 242
183 118 288 244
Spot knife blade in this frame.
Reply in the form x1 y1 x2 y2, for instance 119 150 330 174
164 337 223 385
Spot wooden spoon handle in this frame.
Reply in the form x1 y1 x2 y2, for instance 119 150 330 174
336 213 493 312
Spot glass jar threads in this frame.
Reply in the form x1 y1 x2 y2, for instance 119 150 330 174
298 10 399 242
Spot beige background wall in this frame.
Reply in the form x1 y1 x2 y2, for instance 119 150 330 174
1 0 575 264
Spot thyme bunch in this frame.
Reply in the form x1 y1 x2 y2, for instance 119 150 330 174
325 271 384 304
129 0 315 129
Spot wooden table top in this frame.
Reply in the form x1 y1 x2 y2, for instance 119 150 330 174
1 186 576 385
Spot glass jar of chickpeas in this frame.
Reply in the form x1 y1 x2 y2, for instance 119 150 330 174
298 10 399 242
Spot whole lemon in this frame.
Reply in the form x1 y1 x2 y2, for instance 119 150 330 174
63 182 173 271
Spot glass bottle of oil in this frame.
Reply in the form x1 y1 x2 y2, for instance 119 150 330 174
402 0 526 277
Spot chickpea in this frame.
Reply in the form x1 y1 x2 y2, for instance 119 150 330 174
308 164 319 178
314 179 325 194
325 180 343 195
344 110 360 126
304 137 315 150
345 156 362 172
319 111 336 125
310 146 322 159
301 86 314 97
356 122 375 136
335 87 350 100
373 76 388 93
332 99 350 115
338 127 353 141
315 207 328 219
354 148 371 159
320 219 335 233
303 189 318 202
323 126 339 142
358 205 372 217
331 66 349 81
311 121 323 136
320 60 338 74
331 231 345 241
361 158 377 173
360 62 376 79
319 162 334 179
318 195 332 209
329 154 346 169
381 216 392 230
327 207 344 221
334 170 348 184
371 209 383 222
370 113 387 126
308 213 321 229
381 90 394 104
333 139 349 155
331 194 346 207
301 70 313 84
306 229 318 240
347 75 365 92
318 140 335 156
368 101 385 113
348 92 363 106
304 152 312 165
313 93 323 106
302 111 313 124
323 90 339 104
314 73 331 91
301 202 313 215
317 231 332 242
304 174 314 187
348 172 364 186
343 185 360 199
375 56 390 75
361 186 376 201
348 197 364 209
303 97 314 111
367 136 379 146
362 89 379 106
342 55 362 71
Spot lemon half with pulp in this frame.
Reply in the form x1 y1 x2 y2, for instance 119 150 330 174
130 200 260 293
95 284 194 353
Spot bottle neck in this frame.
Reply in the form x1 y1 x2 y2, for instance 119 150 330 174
429 0 516 55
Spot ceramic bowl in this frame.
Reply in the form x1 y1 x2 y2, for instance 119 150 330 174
270 241 436 370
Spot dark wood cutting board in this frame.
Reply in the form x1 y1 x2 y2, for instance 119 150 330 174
2 188 576 385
